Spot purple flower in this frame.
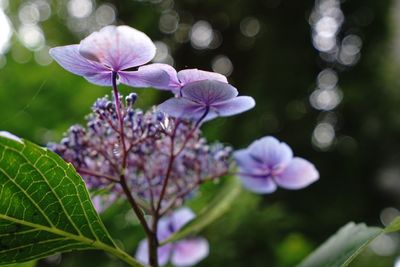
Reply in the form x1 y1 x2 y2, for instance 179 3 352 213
49 25 170 88
136 208 209 267
234 136 319 194
148 65 228 92
158 80 255 122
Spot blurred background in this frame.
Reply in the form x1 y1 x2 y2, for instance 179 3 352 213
1 0 400 266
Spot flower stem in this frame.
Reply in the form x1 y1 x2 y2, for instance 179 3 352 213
111 72 159 266
111 72 127 160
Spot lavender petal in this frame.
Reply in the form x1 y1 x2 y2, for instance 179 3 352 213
170 207 196 232
234 149 267 176
79 25 156 71
239 174 278 194
181 80 238 104
135 239 172 267
145 63 181 91
49 45 112 86
212 96 255 117
157 98 205 119
248 136 293 171
171 238 209 267
119 64 171 89
275 157 319 189
178 69 228 86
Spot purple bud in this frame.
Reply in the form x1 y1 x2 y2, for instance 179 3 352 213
126 93 138 107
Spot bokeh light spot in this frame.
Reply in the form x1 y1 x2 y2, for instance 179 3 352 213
240 17 260 37
68 0 93 19
190 20 213 49
211 55 233 76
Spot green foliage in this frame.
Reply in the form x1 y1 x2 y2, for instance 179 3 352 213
4 261 36 267
0 136 142 267
297 217 400 267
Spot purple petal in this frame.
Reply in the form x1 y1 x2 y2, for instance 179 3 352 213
178 69 228 86
158 98 206 119
147 63 181 91
182 80 238 105
84 72 113 86
91 196 102 213
49 45 112 86
248 136 293 172
275 157 319 189
118 64 171 89
234 149 267 176
239 175 277 194
158 216 174 242
135 239 172 267
211 96 255 117
170 207 196 232
79 25 156 71
171 238 209 267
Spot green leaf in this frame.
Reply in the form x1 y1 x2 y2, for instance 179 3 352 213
161 176 242 245
297 216 400 267
0 136 143 267
383 216 400 233
4 260 36 267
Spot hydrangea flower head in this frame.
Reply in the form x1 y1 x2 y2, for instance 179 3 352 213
49 95 232 211
158 80 255 122
136 207 209 267
49 25 169 88
234 136 319 194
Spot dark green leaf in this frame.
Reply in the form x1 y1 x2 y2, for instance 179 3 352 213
4 260 36 267
161 176 242 245
0 136 143 267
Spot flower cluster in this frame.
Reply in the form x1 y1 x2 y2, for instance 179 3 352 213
48 24 319 267
49 95 232 213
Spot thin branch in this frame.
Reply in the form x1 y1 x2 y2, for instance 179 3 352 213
77 168 119 183
111 72 159 267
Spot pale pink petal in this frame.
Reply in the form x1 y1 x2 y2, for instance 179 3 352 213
211 96 255 117
49 45 112 86
135 239 172 267
178 69 227 86
275 157 319 189
79 25 156 71
118 64 171 89
171 238 209 267
182 80 238 104
239 175 277 194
